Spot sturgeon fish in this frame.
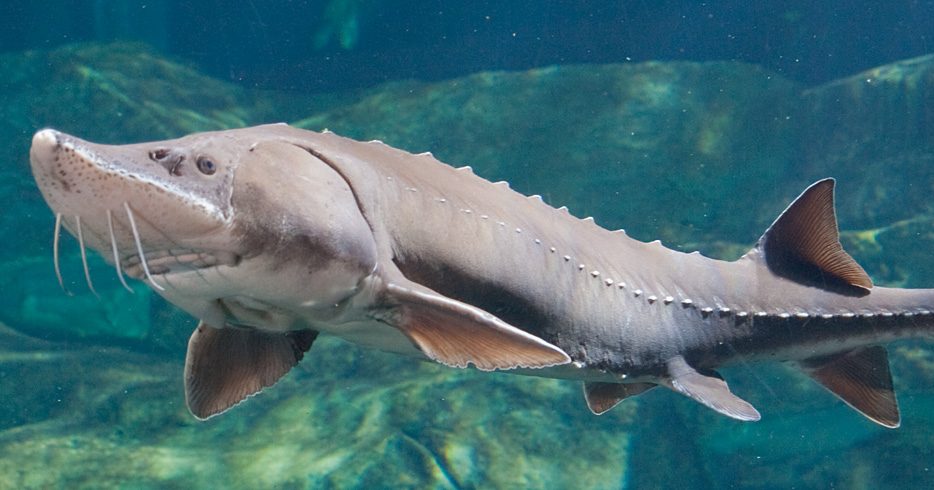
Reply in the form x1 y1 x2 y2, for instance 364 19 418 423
29 124 934 426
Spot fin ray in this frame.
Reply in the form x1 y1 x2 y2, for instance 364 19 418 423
751 179 872 292
184 322 317 420
583 381 656 415
801 346 900 428
664 356 760 421
381 276 570 371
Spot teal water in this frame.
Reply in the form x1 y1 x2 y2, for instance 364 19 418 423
1 2 933 488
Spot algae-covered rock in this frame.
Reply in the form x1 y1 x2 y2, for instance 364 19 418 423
801 54 934 229
0 326 634 488
0 43 251 174
842 216 934 287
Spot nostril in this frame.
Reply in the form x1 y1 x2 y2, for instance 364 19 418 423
150 148 185 176
149 148 169 161
168 155 185 176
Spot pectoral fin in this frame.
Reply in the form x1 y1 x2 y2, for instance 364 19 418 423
800 346 900 428
184 322 318 420
380 276 570 371
583 381 656 415
663 356 761 421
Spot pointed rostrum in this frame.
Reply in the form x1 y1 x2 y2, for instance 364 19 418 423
184 322 318 419
800 346 900 428
753 179 873 292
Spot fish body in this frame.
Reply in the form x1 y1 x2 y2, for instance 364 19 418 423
29 124 934 426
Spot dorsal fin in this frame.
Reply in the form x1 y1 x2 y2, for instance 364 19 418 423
750 179 872 292
800 346 900 428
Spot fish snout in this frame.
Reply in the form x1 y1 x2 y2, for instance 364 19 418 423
31 128 61 159
30 128 115 215
30 129 70 188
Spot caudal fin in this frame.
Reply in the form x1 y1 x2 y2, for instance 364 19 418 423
746 179 901 427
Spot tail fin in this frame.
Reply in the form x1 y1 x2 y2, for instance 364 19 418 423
749 179 899 428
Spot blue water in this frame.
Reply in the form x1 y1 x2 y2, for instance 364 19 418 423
1 1 932 488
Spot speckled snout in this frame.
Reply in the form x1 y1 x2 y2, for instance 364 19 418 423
30 128 236 254
29 128 250 293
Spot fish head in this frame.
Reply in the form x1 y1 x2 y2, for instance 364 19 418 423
30 127 241 254
29 125 378 324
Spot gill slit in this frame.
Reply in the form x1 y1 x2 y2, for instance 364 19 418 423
107 209 134 293
74 215 99 297
52 212 72 296
123 202 165 291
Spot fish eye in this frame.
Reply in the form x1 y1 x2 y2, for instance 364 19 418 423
196 157 217 175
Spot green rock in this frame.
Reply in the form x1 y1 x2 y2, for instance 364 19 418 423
842 216 934 287
801 54 934 228
0 328 634 488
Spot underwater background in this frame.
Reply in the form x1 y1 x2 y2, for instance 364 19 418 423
1 1 933 488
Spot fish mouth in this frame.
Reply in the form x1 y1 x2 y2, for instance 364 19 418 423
51 205 241 296
122 249 238 276
122 249 241 277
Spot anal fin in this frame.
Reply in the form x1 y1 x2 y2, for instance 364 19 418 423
184 322 318 420
381 278 570 371
800 346 900 428
583 381 656 415
664 356 761 422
